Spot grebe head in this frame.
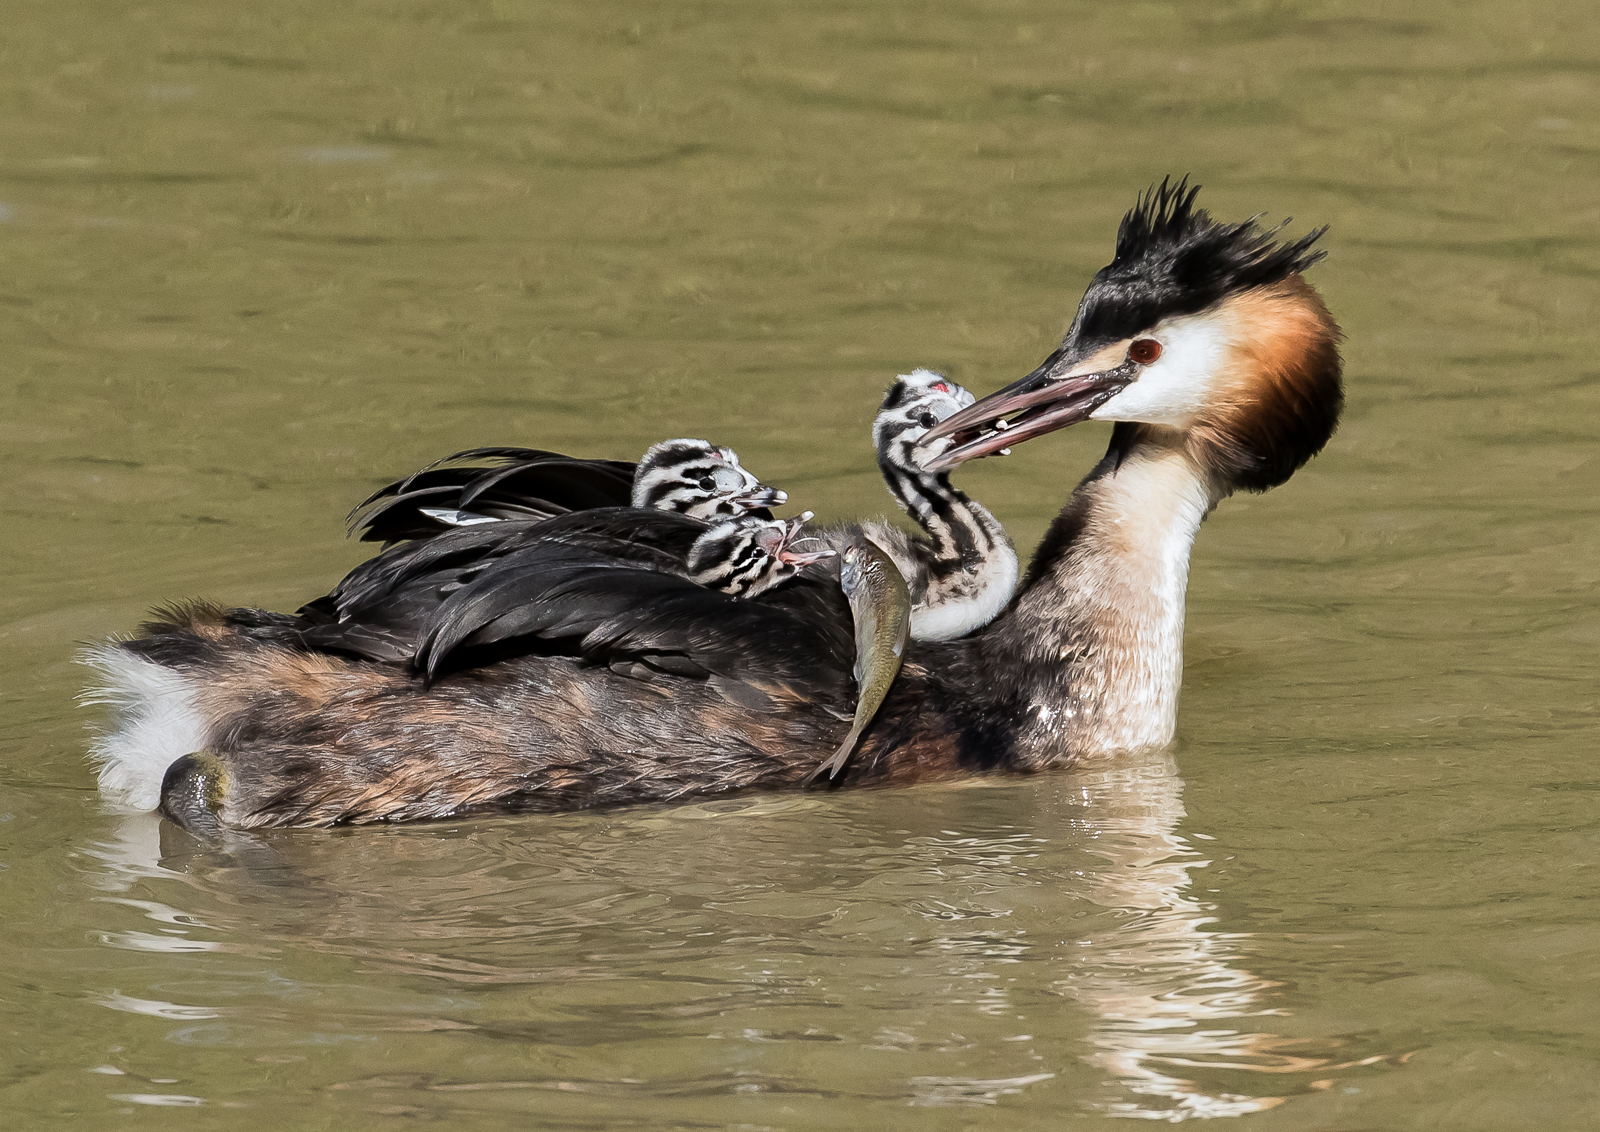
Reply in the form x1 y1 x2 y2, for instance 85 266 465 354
632 439 788 519
923 178 1343 491
873 369 976 473
687 511 835 599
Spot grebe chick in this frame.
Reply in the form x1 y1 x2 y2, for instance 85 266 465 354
352 439 786 544
864 370 1019 641
88 179 1345 828
631 439 786 520
687 511 835 599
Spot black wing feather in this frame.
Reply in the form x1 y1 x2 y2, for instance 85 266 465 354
295 508 855 706
416 556 699 671
350 447 638 543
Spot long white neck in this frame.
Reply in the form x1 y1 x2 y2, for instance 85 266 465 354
986 428 1220 765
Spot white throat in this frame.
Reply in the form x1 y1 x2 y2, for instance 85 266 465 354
1010 437 1218 761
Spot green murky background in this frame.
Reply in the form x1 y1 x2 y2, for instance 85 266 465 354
4 0 1599 1125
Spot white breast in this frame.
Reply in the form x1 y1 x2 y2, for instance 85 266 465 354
910 542 1019 641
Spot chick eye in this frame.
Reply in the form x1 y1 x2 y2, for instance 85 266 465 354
917 411 938 429
1129 339 1162 365
697 476 717 491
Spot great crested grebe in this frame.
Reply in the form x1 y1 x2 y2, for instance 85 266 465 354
687 511 835 598
351 438 785 544
854 369 1018 641
85 180 1342 830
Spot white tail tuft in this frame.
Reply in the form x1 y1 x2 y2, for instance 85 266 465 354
78 643 209 812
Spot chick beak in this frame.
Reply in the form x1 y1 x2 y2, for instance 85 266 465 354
780 546 835 567
917 348 1138 471
777 511 835 567
737 485 788 510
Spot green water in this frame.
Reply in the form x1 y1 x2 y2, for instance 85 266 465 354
4 0 1599 1125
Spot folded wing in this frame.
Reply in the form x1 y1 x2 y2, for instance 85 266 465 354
292 508 855 710
349 447 639 543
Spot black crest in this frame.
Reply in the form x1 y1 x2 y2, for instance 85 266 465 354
1071 177 1328 346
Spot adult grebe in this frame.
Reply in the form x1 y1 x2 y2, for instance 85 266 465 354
84 180 1342 830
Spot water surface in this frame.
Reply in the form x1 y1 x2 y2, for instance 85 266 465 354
4 0 1599 1126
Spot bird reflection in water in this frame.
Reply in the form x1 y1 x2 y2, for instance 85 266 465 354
1038 747 1398 1119
80 749 1396 1120
1042 749 1290 1118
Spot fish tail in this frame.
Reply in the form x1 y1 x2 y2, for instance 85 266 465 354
804 723 864 785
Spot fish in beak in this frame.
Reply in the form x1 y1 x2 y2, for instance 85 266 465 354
916 344 1138 471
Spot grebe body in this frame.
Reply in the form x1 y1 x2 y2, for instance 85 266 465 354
85 181 1342 829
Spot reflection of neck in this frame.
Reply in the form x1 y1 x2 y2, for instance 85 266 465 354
984 426 1220 764
1054 748 1285 1120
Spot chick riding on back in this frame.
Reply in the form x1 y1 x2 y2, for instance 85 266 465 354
351 438 787 543
687 511 834 599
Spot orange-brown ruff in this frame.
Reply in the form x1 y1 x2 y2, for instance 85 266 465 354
84 180 1344 830
1184 276 1343 491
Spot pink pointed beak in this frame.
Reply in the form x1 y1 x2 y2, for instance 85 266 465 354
776 511 835 567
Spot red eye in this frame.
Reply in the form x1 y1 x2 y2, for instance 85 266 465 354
1129 339 1162 365
930 382 950 394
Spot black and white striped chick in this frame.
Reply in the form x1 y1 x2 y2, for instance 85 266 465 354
631 439 786 520
352 438 787 544
687 511 834 599
865 369 1019 641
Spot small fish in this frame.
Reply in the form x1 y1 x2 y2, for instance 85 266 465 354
806 537 912 783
